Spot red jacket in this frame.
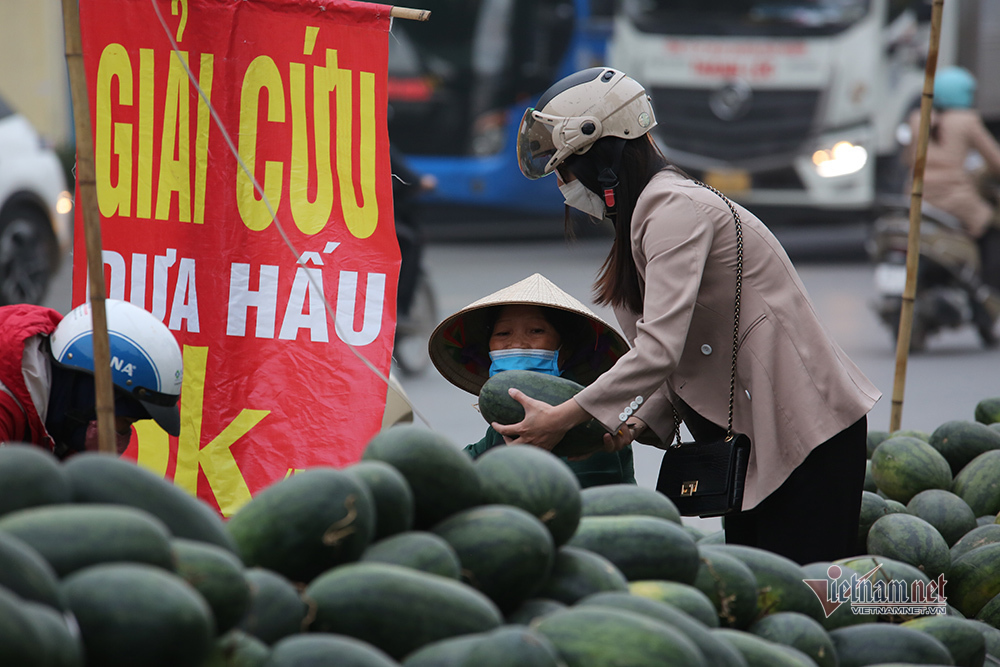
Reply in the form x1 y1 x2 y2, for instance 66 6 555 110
0 305 62 449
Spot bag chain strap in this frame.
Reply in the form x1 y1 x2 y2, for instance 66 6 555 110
671 181 744 446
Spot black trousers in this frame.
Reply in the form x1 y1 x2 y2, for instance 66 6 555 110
724 415 868 565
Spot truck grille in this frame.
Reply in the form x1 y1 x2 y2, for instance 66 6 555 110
650 87 820 162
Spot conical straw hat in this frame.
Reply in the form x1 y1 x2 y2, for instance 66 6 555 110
428 273 629 395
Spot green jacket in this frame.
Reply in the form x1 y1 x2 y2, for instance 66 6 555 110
465 427 636 488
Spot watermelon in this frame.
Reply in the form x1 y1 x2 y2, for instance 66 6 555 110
401 634 482 667
828 623 954 667
23 601 85 667
505 598 566 626
237 568 308 646
885 499 909 514
478 370 609 458
362 425 482 529
977 592 1000 630
403 627 563 667
579 484 682 524
344 460 415 540
699 531 726 545
226 467 375 583
265 634 397 667
432 504 555 612
533 606 707 666
836 554 934 597
171 538 251 634
0 444 71 518
628 580 720 627
566 515 699 583
63 563 215 667
907 489 979 547
868 430 891 458
201 630 271 667
712 628 818 667
974 397 1000 425
692 547 760 629
474 444 582 547
800 562 872 631
968 619 1000 658
0 531 63 611
929 420 1000 476
747 611 837 667
948 543 1000 618
64 453 237 553
870 436 953 503
360 531 462 579
0 586 47 667
901 615 987 667
462 626 564 667
304 562 503 659
892 429 931 442
858 491 892 553
578 592 747 667
866 513 951 579
0 504 174 577
533 546 629 604
952 450 1000 518
702 544 824 621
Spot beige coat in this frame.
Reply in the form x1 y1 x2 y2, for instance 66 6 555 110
907 108 1000 237
575 170 881 510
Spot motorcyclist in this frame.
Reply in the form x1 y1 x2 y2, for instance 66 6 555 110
906 66 1000 291
903 66 1000 343
0 299 183 457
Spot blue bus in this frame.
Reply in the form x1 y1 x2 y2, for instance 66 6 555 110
387 0 614 217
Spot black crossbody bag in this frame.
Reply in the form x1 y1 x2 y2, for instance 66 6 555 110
655 183 751 517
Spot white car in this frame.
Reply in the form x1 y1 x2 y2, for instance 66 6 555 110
0 94 72 306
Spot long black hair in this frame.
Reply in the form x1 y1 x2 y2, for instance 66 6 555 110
560 133 670 313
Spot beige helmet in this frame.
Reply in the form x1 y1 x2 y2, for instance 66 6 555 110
517 67 657 180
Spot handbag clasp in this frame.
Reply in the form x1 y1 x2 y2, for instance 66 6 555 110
680 480 698 496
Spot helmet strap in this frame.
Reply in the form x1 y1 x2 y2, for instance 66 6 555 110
597 138 627 221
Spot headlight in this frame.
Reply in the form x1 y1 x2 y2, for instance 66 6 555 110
811 141 868 178
56 191 74 215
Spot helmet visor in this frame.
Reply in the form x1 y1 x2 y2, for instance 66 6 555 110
517 108 558 180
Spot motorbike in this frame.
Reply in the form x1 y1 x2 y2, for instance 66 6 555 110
867 194 1000 351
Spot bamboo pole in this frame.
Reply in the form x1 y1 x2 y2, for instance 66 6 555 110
390 6 430 21
62 0 117 454
889 0 946 433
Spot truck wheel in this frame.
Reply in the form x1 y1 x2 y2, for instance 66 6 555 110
0 205 57 306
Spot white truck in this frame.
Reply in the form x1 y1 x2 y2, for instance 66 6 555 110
608 0 1000 219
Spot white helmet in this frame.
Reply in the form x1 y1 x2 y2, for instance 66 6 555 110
517 67 657 180
49 299 183 436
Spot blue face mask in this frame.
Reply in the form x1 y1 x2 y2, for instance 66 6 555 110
488 348 562 377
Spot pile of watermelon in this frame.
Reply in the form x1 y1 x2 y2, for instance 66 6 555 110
1 399 1000 666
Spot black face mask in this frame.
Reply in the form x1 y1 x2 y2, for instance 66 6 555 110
46 365 97 458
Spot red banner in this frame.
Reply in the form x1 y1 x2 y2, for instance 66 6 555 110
75 0 397 515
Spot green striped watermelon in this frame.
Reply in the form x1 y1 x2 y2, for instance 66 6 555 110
974 397 1000 425
432 504 554 613
906 489 978 547
360 531 462 579
692 547 760 629
533 546 629 604
929 420 1000 476
901 615 988 667
951 524 1000 562
579 484 681 524
474 444 582 547
566 515 699 584
627 580 720 627
866 513 951 579
948 543 1000 618
828 623 953 666
870 436 953 504
952 450 1000 518
713 628 817 667
747 611 837 667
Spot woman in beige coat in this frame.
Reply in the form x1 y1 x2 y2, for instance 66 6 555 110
500 67 881 564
